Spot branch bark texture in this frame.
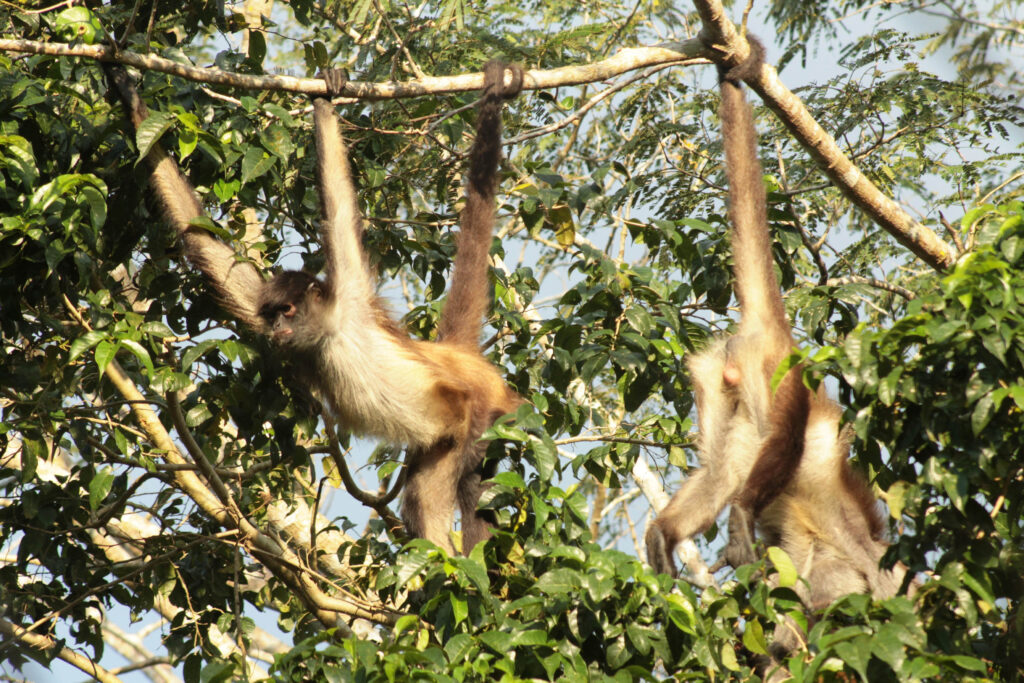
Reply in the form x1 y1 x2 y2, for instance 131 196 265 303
0 33 955 269
691 0 956 271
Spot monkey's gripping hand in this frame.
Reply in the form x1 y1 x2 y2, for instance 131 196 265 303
715 35 766 84
723 504 760 569
644 522 679 578
320 68 349 100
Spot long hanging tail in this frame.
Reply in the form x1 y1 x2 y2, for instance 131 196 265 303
437 61 523 347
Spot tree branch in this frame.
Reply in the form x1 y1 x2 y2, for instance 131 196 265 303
689 0 957 271
0 37 705 98
1 31 956 270
632 456 718 589
0 618 124 683
824 276 916 300
61 296 397 628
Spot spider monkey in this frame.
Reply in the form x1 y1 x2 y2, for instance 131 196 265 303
644 38 907 607
106 61 524 555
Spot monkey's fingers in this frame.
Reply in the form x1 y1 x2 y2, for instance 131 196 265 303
321 68 349 99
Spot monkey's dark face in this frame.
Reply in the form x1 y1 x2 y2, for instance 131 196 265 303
259 270 324 347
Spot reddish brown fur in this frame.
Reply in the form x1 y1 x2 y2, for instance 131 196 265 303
838 453 886 541
645 37 906 594
740 369 809 513
645 39 809 577
643 39 911 678
718 38 808 518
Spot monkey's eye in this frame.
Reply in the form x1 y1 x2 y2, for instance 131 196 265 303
259 303 296 320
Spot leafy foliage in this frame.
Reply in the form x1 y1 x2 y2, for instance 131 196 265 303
1 0 1022 681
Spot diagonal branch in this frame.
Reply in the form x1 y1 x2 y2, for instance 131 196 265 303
0 618 124 683
61 296 398 628
690 0 956 271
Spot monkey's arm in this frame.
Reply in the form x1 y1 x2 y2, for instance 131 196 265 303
105 65 267 331
718 38 790 346
437 61 522 347
311 73 375 306
715 40 810 564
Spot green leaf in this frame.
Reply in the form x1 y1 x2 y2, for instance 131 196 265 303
94 340 117 375
719 640 740 671
530 435 557 482
80 183 107 229
479 630 513 654
136 112 176 162
140 321 175 338
89 467 115 511
742 619 768 655
450 595 468 625
444 633 475 662
970 391 995 435
0 134 39 188
766 546 798 588
69 330 107 362
535 568 582 595
241 146 274 185
834 636 871 681
879 366 902 407
120 339 155 376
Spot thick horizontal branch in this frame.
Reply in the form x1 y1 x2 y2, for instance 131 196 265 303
0 37 705 98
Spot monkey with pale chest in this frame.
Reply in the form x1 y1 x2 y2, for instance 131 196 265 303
644 38 907 606
107 61 524 555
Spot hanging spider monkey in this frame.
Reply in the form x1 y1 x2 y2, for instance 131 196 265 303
644 38 908 610
106 61 524 555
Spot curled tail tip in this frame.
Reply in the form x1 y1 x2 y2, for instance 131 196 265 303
716 34 766 84
482 60 524 100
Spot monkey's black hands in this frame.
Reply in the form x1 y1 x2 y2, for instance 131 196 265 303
644 524 680 579
320 68 349 99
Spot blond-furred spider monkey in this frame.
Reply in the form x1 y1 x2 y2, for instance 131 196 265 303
644 38 907 610
106 61 523 555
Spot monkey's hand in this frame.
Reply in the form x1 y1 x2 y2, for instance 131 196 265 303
321 68 349 99
644 523 679 578
723 504 760 569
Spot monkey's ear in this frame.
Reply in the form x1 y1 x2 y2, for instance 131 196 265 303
723 363 742 387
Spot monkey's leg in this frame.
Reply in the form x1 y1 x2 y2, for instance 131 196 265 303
645 466 739 577
723 504 760 568
401 440 461 555
457 464 495 554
